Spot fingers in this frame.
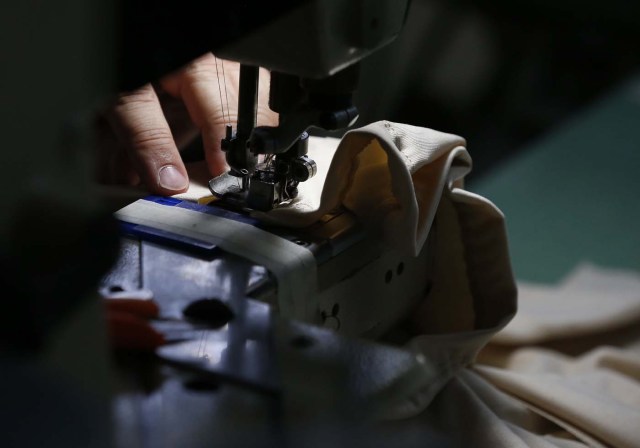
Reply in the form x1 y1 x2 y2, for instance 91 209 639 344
155 91 199 151
108 84 189 194
161 54 278 177
161 53 235 177
101 54 279 191
257 67 278 127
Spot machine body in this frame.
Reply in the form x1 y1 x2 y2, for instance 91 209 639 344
205 0 410 211
0 2 451 447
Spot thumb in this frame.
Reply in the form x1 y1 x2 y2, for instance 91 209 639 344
108 84 189 195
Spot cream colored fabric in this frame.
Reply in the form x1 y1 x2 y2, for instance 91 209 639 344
382 187 517 420
476 347 640 448
401 369 600 447
386 266 640 447
254 121 472 257
472 264 640 448
178 122 473 257
493 263 640 345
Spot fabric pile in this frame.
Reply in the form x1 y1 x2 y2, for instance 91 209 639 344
467 264 640 447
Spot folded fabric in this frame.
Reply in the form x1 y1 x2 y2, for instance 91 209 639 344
253 121 472 257
176 121 518 419
398 369 600 447
474 263 640 447
179 121 473 257
476 346 640 448
492 263 640 345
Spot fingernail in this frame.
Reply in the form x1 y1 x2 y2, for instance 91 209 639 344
158 165 188 191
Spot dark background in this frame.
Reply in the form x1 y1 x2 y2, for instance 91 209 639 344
355 0 640 181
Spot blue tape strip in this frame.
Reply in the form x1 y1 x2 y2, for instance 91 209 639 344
143 195 182 207
142 196 260 226
118 196 262 255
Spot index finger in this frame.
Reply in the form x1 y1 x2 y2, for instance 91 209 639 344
161 54 276 177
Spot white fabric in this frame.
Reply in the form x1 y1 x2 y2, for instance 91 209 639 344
254 121 472 257
401 369 600 448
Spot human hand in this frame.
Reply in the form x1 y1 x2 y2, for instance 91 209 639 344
96 53 277 195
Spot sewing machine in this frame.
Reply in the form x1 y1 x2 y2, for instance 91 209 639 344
1 1 447 446
113 0 436 336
